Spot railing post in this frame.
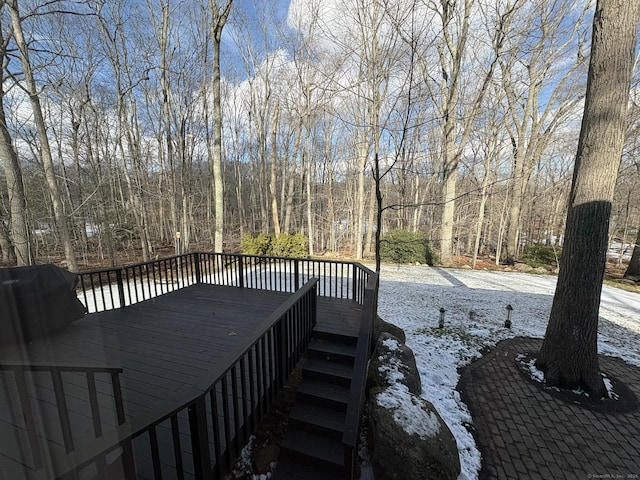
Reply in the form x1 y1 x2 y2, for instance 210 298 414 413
276 319 287 388
194 253 201 284
238 254 245 288
115 269 126 309
189 396 211 480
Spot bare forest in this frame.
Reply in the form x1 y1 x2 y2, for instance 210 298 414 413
0 0 638 271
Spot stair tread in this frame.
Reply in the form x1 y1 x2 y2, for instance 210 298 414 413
272 456 339 480
303 358 353 379
289 402 346 432
313 329 358 345
297 378 350 405
309 338 357 357
281 429 344 467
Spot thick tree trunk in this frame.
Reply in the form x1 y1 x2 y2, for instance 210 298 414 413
536 0 640 398
439 152 458 266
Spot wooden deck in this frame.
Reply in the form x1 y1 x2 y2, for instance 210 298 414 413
0 284 361 479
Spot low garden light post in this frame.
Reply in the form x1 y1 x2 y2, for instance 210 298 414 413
439 307 446 329
505 304 513 328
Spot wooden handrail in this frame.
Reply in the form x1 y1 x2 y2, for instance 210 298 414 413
342 270 379 480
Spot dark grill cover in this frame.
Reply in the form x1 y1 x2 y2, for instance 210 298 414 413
0 264 86 346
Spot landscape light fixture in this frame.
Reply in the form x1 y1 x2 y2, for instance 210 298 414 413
439 307 446 328
505 304 513 328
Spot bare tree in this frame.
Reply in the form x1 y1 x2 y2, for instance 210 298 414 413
7 0 77 270
209 0 233 252
0 18 31 265
500 0 591 262
536 0 640 398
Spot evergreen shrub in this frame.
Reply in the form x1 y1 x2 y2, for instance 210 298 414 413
241 232 308 258
241 233 273 255
380 229 438 265
521 243 561 268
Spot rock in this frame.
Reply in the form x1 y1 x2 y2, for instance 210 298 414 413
253 444 279 474
461 264 472 269
369 386 461 480
374 316 406 343
532 266 548 274
515 263 534 273
367 333 421 395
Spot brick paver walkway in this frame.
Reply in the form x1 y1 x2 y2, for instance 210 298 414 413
458 337 640 479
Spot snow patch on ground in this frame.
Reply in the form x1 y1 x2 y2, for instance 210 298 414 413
375 264 640 480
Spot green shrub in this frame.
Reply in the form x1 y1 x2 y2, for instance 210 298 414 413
241 232 308 258
241 233 273 256
271 233 309 258
380 229 438 265
521 243 561 268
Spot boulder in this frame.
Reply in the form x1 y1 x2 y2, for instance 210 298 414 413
369 386 461 480
374 316 406 343
514 263 534 273
367 333 421 395
532 266 548 275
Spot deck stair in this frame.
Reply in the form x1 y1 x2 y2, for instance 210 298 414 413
273 332 358 479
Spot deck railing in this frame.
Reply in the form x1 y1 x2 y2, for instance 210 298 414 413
71 253 376 478
76 252 371 312
0 362 128 475
55 280 318 480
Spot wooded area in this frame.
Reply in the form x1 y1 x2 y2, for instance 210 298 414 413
0 0 638 270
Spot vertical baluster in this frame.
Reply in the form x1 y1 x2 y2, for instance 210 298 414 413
231 366 241 458
239 356 249 445
170 415 185 480
99 273 107 311
210 387 223 477
13 367 43 469
116 270 126 309
266 327 278 409
247 348 257 432
221 375 232 469
79 275 88 313
111 371 135 479
188 397 211 480
148 425 162 479
51 369 74 453
86 372 102 437
255 338 265 420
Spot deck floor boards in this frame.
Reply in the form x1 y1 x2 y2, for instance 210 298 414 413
0 283 362 478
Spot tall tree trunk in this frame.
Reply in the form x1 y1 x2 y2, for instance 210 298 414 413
472 154 493 269
8 0 77 270
269 103 281 235
209 0 233 252
0 101 30 265
355 132 368 260
536 0 640 398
